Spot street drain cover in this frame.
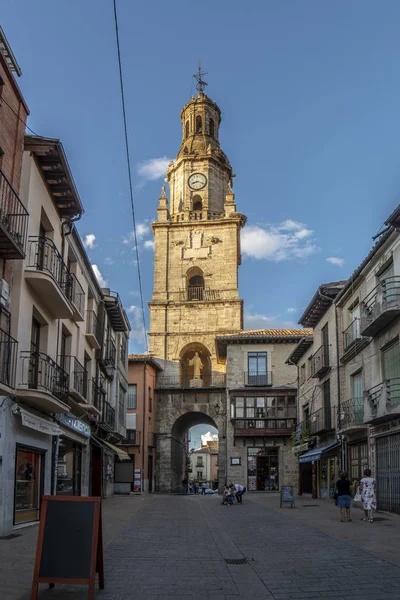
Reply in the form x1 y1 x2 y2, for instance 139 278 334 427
224 558 247 565
0 534 21 540
302 504 319 507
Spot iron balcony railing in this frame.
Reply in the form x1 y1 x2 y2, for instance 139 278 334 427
101 399 115 430
365 377 400 418
0 168 29 257
119 429 140 445
86 310 102 344
233 418 296 434
20 351 69 402
360 276 400 337
0 328 18 389
61 355 88 400
180 287 221 302
309 406 335 435
244 371 272 386
156 372 226 389
92 378 105 412
26 237 73 301
71 274 85 317
343 319 362 352
338 397 365 430
311 345 330 378
104 339 116 368
196 460 204 467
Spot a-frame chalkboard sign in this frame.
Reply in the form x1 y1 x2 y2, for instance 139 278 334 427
31 496 104 600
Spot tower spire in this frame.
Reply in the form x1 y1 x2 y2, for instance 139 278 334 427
193 61 208 93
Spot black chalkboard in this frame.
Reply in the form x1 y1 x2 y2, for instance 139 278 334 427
280 486 295 508
31 496 104 600
39 500 95 579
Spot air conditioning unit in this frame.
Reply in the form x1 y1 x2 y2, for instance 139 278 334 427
0 279 9 306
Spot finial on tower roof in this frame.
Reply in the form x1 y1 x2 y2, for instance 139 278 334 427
193 60 208 93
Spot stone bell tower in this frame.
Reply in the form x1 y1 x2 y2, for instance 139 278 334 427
149 73 245 382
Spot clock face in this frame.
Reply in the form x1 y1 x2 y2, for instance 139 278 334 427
188 173 207 190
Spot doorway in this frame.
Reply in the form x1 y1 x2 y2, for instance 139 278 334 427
247 447 279 491
148 454 153 493
91 444 102 497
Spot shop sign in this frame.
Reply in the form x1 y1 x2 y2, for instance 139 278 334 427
19 408 61 436
370 418 400 438
292 442 309 454
55 414 91 438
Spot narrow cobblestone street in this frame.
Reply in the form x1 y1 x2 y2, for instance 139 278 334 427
2 494 400 600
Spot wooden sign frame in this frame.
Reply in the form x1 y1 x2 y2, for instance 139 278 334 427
31 496 104 600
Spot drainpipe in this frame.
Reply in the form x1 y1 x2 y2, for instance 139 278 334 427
142 363 147 492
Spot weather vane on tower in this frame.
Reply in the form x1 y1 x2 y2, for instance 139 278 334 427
193 61 208 93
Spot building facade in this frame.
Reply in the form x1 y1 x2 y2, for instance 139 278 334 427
116 355 161 494
216 330 311 492
287 282 345 499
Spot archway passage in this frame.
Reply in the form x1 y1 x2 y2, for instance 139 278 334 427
189 424 219 491
171 412 218 494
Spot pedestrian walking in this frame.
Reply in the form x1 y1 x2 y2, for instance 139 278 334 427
360 469 376 523
201 482 207 495
232 482 246 504
335 471 352 522
182 478 188 495
193 481 199 494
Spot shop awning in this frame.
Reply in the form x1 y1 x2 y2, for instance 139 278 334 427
99 439 131 461
298 441 340 464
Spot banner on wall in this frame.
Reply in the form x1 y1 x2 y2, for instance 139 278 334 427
133 468 141 494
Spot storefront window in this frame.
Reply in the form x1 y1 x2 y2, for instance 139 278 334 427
247 447 279 491
57 438 82 496
14 446 44 525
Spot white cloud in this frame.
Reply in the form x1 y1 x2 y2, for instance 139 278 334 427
104 257 114 265
144 239 155 250
137 157 172 181
91 264 107 287
327 256 345 267
123 222 151 246
129 290 140 297
287 308 297 313
82 234 96 249
200 432 219 446
128 305 146 344
244 312 295 330
241 220 318 262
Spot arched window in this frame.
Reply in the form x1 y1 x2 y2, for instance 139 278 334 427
188 274 205 300
192 195 202 211
195 115 202 134
209 118 215 138
185 120 189 138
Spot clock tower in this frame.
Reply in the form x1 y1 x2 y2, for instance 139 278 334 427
149 79 245 382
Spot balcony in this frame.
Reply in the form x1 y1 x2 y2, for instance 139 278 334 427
119 429 141 446
365 378 400 423
180 287 221 302
86 310 101 350
360 277 400 337
103 290 129 332
0 168 29 259
91 378 105 414
0 328 18 391
294 419 311 444
25 237 74 319
62 356 88 404
311 345 330 378
17 351 69 413
338 398 365 433
156 372 226 389
233 417 296 437
103 339 116 378
309 406 335 435
244 371 272 387
342 319 369 361
70 274 85 321
101 399 116 431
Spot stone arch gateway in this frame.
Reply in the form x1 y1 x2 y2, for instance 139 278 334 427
155 383 227 493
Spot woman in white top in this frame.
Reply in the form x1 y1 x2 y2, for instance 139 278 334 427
360 468 377 523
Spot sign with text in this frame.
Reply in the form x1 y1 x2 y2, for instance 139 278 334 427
280 485 295 508
30 496 104 600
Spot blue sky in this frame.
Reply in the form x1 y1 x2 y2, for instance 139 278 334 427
3 1 400 351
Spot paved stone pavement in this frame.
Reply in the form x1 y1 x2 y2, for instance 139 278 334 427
2 493 400 600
